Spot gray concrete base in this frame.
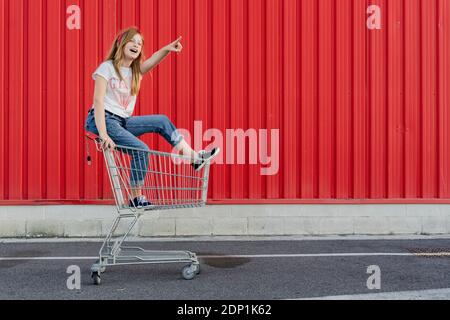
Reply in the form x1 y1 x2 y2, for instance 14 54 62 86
0 204 450 238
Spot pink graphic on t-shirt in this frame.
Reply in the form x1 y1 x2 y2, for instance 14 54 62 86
108 77 132 110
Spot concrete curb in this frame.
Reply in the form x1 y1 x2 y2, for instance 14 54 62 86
0 204 449 238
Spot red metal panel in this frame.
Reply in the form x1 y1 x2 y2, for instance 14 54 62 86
318 0 335 198
282 0 298 198
0 0 5 199
120 0 135 29
0 0 449 204
439 0 450 198
83 0 100 200
353 0 369 199
387 0 404 198
65 0 81 200
174 0 194 195
8 0 24 200
193 0 211 199
175 0 193 138
138 0 156 150
211 0 228 199
300 0 318 199
46 0 62 200
369 0 387 198
266 0 281 198
230 0 246 199
336 0 352 199
404 0 421 198
248 0 264 199
101 0 117 200
176 0 194 203
157 0 174 154
27 0 43 199
421 0 439 198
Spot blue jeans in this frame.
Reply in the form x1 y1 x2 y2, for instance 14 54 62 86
85 109 183 187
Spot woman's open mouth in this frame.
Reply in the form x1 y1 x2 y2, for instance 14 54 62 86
130 48 138 54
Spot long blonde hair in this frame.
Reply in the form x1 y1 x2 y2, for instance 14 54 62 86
105 27 144 96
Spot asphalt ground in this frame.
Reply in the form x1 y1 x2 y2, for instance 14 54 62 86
0 236 449 300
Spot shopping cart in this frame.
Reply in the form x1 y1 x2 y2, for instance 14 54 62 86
85 132 211 285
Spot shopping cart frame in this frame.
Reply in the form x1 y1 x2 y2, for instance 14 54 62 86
85 132 211 285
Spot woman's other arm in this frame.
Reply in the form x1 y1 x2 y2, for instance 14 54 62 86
93 76 116 149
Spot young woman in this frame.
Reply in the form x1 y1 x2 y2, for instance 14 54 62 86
85 27 219 208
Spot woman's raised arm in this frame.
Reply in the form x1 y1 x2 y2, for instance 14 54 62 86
140 36 183 75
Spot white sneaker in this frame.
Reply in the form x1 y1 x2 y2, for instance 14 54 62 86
192 147 220 171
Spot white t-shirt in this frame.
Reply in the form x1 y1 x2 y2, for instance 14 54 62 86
91 60 137 118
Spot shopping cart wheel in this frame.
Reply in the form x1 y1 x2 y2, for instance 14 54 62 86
193 263 201 275
95 260 106 273
181 265 197 280
91 271 101 285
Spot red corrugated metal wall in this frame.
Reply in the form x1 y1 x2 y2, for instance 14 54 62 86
0 0 449 204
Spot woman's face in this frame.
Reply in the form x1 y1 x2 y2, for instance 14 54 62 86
123 34 143 61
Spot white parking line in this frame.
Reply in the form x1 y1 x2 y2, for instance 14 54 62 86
2 251 448 261
297 288 450 300
0 256 96 261
201 253 414 258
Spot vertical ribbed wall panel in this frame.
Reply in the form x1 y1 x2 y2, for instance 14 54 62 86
0 0 6 200
9 0 24 200
0 0 449 203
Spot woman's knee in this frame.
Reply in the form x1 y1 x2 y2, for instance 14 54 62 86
158 115 173 126
134 142 150 156
158 115 178 135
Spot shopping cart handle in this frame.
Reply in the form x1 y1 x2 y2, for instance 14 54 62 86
85 132 102 143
